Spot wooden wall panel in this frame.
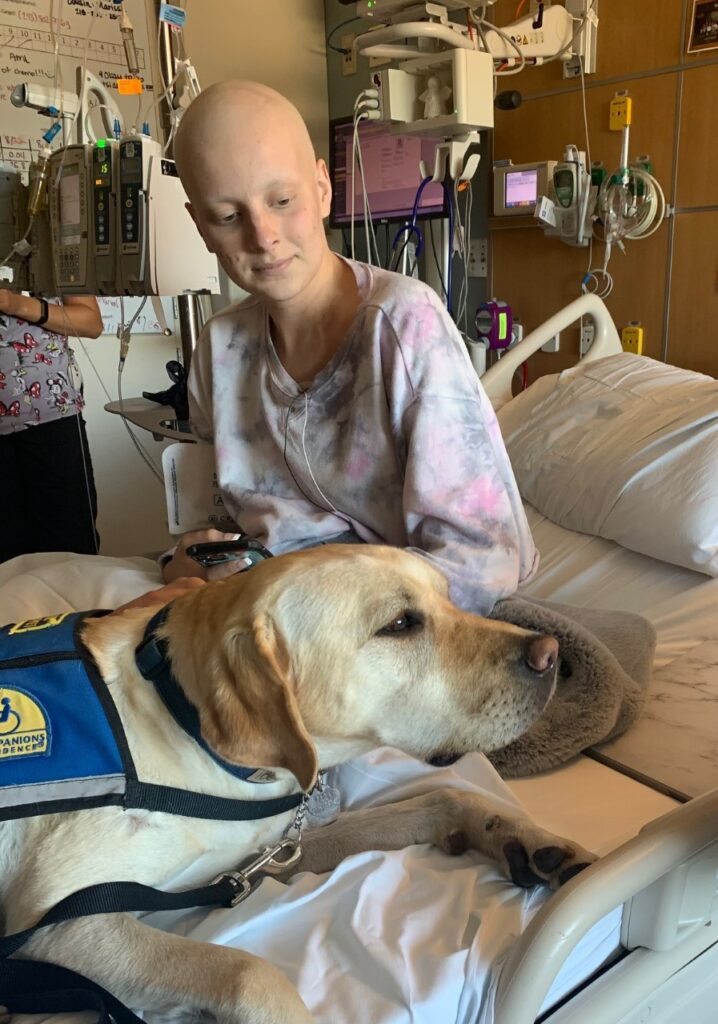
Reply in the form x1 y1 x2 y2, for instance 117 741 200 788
667 212 718 375
492 227 584 381
676 64 718 207
493 73 679 202
488 1 718 378
492 219 669 381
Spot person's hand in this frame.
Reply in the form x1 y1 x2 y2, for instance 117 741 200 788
113 576 207 615
0 290 21 317
162 528 244 584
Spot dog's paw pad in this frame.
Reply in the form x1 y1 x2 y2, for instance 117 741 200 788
503 839 544 887
442 828 469 855
532 845 569 873
558 861 592 886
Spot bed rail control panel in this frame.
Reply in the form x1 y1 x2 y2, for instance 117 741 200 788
621 839 718 952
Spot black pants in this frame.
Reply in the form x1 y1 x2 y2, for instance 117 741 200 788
0 414 99 563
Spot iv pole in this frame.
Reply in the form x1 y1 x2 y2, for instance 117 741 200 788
157 9 201 373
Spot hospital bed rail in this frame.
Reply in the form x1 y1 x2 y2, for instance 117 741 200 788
480 293 622 410
494 785 718 1024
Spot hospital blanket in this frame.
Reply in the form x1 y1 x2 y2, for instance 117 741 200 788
488 597 655 777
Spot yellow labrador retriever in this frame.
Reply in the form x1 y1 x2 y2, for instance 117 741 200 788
1 544 594 1024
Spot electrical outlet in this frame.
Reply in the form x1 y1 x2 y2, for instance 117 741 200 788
541 332 561 353
468 238 488 278
580 321 595 356
563 55 581 79
341 35 356 76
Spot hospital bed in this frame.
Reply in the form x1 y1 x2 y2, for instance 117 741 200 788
3 294 717 1024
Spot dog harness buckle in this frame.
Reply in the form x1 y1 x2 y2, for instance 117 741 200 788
215 838 303 907
217 871 253 907
260 837 304 875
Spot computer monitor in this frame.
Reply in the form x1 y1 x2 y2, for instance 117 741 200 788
329 117 445 227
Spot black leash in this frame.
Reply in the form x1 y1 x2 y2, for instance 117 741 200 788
0 836 302 1020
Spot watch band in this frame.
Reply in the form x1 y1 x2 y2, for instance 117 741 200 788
28 297 49 326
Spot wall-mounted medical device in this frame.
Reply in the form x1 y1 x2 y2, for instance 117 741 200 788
493 161 557 216
372 49 494 138
11 68 123 144
119 136 219 296
531 145 595 247
346 0 597 73
91 139 119 294
475 299 513 350
348 1 599 187
0 169 23 286
117 134 159 295
48 146 96 292
1 139 220 298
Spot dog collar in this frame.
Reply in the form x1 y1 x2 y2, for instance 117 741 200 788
135 605 278 785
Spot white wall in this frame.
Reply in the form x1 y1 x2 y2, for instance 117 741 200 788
74 330 177 558
81 0 330 556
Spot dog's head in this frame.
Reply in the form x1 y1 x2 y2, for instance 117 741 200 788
166 545 557 791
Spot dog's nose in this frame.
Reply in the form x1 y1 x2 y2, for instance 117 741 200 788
524 634 559 675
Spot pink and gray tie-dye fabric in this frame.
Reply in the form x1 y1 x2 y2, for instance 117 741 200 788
188 257 537 614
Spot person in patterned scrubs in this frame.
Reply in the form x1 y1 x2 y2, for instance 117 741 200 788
0 290 104 562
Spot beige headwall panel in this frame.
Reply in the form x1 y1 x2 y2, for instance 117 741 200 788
183 0 329 159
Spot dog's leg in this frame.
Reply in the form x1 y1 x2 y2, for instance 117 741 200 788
295 790 596 890
24 914 314 1024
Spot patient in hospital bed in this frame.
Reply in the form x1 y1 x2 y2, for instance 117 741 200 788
161 79 537 618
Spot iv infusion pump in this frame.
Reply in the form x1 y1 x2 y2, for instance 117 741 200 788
2 137 220 297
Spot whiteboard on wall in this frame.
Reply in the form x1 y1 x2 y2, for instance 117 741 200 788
99 295 176 335
0 0 160 177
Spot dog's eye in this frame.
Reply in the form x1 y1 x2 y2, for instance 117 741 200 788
377 611 424 637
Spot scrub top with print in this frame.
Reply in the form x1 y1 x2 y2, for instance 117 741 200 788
0 309 83 435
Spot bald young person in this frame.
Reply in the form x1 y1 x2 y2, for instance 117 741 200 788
164 80 537 614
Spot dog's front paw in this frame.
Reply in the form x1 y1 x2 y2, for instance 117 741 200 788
501 830 596 891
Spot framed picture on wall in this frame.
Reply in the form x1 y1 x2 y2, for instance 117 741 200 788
687 0 718 53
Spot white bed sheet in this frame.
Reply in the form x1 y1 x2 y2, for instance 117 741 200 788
2 531 702 1024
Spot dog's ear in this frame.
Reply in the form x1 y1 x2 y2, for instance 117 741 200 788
197 613 318 793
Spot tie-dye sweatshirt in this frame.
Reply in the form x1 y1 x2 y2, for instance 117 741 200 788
188 257 537 614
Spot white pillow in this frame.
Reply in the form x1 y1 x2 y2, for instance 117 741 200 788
497 353 718 576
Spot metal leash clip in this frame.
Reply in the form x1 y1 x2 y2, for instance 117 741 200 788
215 837 304 908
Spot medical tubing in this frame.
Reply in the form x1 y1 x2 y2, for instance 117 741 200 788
351 94 380 261
391 176 433 261
84 104 123 144
443 180 454 318
471 12 526 75
598 167 665 245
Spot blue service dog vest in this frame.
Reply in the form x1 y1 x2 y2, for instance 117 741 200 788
0 611 129 819
0 609 303 823
0 607 305 1020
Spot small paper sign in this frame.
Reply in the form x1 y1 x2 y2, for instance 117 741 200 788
118 78 144 96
